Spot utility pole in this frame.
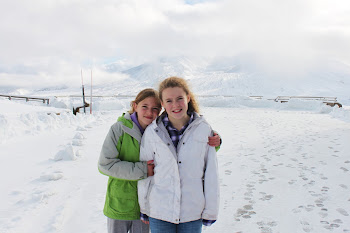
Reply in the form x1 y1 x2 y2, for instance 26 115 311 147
90 69 92 114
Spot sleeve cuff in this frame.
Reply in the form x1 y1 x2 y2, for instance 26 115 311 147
140 213 149 222
202 219 216 226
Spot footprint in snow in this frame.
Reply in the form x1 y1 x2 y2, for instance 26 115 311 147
223 162 232 167
303 180 316 187
243 204 253 210
259 193 274 201
16 190 55 206
292 206 304 213
323 224 340 230
235 207 256 220
319 208 328 218
304 205 315 212
288 179 297 185
300 220 312 232
40 171 64 181
333 219 343 224
256 221 277 233
336 208 349 216
319 161 327 165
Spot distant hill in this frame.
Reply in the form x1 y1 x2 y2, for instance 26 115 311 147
2 56 349 105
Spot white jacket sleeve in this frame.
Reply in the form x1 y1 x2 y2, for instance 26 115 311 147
138 129 155 215
202 145 220 220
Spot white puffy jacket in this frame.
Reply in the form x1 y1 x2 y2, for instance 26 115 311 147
138 113 219 224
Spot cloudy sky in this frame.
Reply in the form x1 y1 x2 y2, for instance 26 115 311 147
1 0 350 87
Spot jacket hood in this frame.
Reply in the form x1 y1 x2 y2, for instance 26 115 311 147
118 112 142 143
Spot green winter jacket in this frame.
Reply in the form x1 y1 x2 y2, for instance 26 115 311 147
98 112 148 220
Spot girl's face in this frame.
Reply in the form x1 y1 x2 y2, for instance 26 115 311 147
133 97 160 129
161 87 190 122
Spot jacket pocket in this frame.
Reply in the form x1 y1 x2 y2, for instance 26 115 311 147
181 138 207 179
193 138 207 157
181 178 205 217
108 179 138 214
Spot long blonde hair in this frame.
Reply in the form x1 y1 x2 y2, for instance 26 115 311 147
158 77 200 113
129 88 161 113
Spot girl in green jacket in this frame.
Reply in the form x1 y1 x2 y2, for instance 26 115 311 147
98 88 221 233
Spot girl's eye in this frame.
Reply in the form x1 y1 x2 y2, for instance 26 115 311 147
142 106 147 109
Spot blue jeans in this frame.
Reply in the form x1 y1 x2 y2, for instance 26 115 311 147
149 217 202 233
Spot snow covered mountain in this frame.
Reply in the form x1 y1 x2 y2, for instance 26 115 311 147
102 56 350 104
1 56 350 105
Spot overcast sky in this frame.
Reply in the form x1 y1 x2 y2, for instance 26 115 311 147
1 0 350 87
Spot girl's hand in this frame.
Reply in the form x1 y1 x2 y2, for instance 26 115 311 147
147 160 154 176
208 133 221 147
141 220 150 225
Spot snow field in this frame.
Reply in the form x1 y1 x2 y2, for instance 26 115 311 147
202 108 350 233
0 107 119 233
0 99 349 233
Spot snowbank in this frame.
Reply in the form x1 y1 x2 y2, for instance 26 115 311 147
214 96 350 122
50 97 130 112
0 99 107 144
198 95 348 114
329 106 350 122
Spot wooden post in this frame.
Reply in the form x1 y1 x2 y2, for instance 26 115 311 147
81 69 86 114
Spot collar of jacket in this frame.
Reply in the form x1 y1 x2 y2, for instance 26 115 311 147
118 112 142 143
156 111 202 126
151 112 204 155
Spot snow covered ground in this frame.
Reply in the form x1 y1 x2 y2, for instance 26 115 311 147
0 97 349 233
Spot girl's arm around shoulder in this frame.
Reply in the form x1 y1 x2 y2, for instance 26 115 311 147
138 127 156 216
208 131 222 151
98 122 148 180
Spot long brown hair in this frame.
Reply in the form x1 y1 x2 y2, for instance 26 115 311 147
129 88 161 113
158 77 200 113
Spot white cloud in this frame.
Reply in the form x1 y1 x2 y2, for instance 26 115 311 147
0 0 349 86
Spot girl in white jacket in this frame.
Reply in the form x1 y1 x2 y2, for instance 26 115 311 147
138 77 219 233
